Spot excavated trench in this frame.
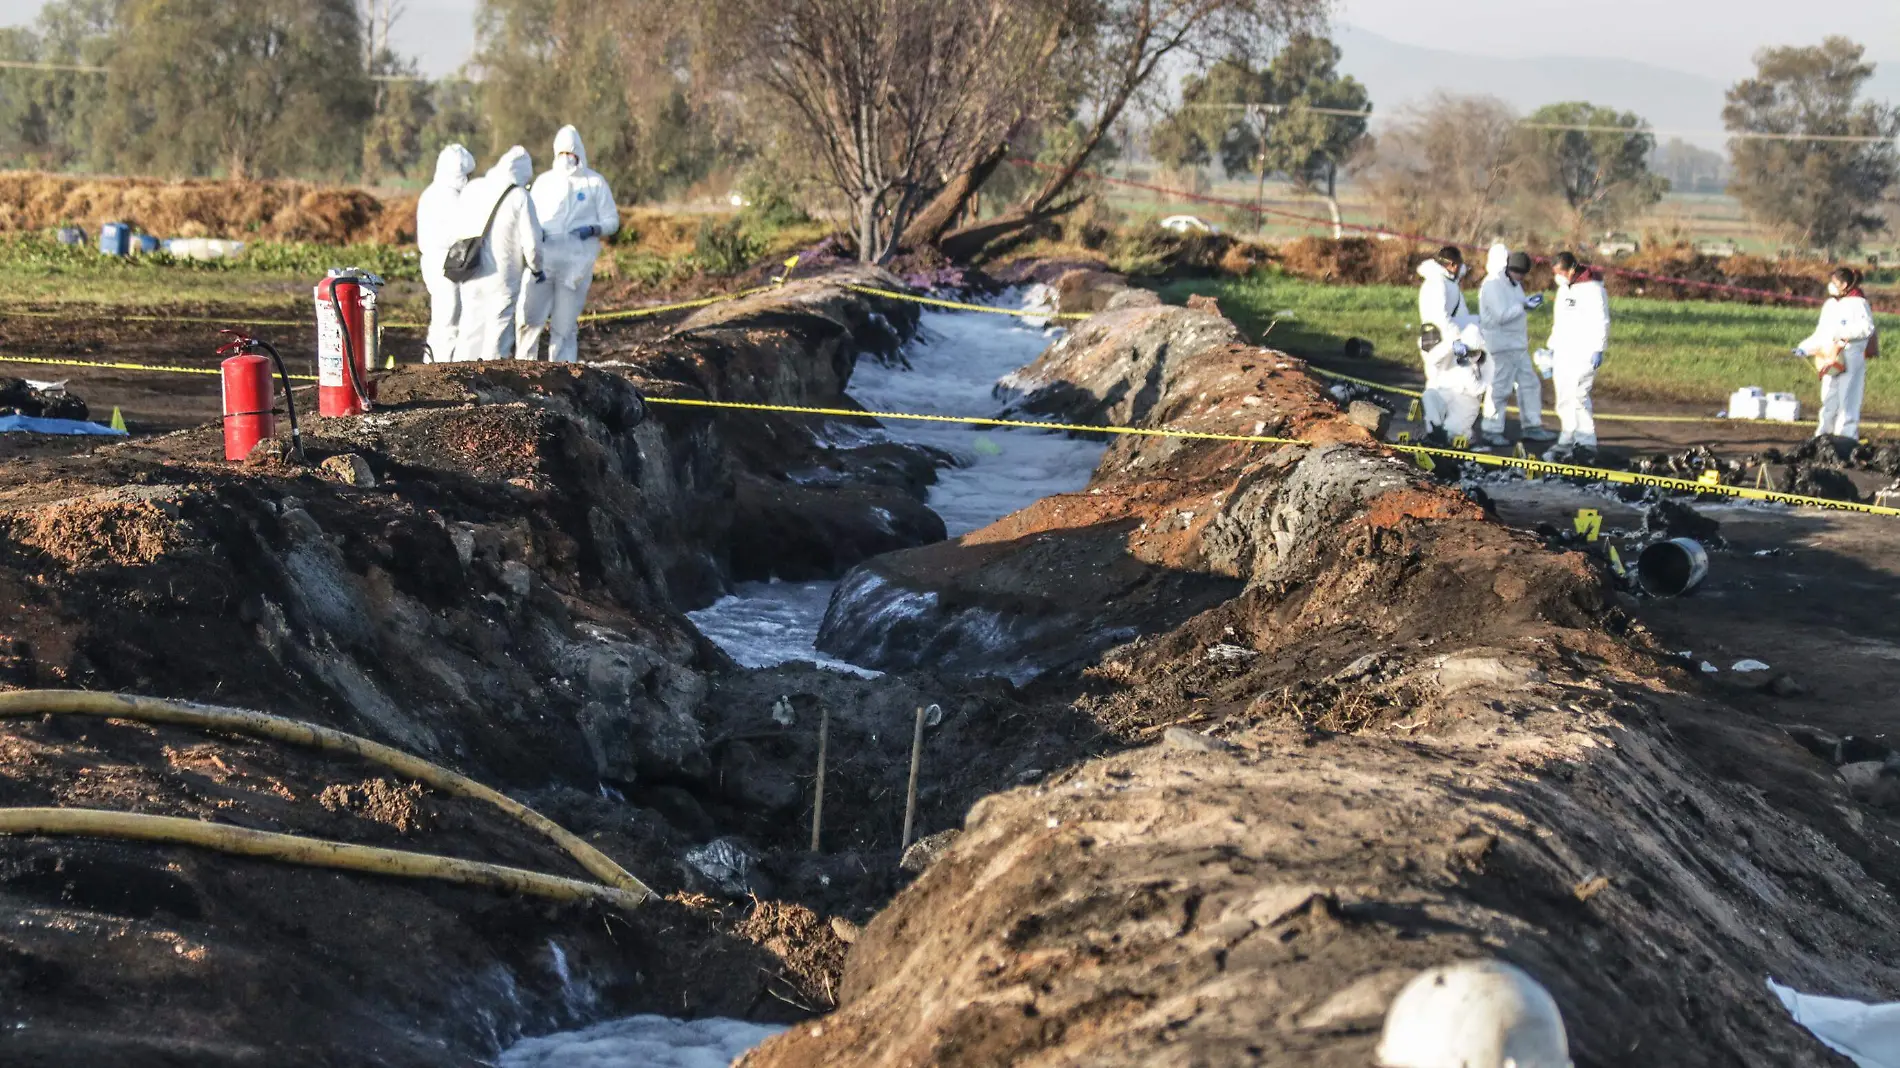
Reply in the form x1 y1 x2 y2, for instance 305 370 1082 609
0 265 1897 1067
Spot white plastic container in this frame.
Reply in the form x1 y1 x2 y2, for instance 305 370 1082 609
1764 392 1802 423
165 237 245 262
1727 386 1766 420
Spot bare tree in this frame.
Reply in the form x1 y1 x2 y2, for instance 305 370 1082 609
358 0 405 68
937 0 1324 258
1362 93 1536 245
712 0 1049 262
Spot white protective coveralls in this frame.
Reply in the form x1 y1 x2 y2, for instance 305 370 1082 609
1478 243 1545 438
1798 290 1878 439
417 144 475 364
1421 323 1494 443
1417 258 1474 430
1544 267 1611 449
517 126 620 362
452 147 544 363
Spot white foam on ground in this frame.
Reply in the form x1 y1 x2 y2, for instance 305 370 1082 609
686 578 880 677
499 1015 787 1068
685 302 1106 672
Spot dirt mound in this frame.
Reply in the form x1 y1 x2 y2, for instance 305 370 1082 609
1266 235 1858 310
0 268 966 1064
762 272 1900 1068
0 171 726 254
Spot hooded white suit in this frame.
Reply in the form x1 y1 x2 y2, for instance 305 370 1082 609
1478 243 1546 437
1422 323 1494 443
417 144 475 363
517 126 620 362
453 146 544 363
1799 291 1877 439
1416 258 1475 432
1544 267 1611 450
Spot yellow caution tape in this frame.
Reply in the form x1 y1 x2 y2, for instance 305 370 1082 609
0 352 318 380
1307 363 1900 431
641 396 1306 444
841 284 1091 321
0 288 767 333
577 286 776 324
1390 442 1900 516
0 308 339 329
648 395 1900 517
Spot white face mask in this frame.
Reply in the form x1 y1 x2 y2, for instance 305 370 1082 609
1829 282 1846 298
557 152 580 172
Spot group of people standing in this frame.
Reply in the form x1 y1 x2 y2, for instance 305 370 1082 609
1415 243 1608 463
415 126 620 364
1416 244 1876 462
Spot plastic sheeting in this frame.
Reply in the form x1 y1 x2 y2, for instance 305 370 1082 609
0 415 125 436
1771 979 1900 1068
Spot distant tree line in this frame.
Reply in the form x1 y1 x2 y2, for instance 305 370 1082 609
1146 35 1896 255
0 0 1891 258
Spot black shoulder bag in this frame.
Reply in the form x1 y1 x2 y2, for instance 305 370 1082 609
442 184 517 283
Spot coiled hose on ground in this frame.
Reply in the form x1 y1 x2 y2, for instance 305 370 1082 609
0 690 652 909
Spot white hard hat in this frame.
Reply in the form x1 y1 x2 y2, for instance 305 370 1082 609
1376 960 1572 1068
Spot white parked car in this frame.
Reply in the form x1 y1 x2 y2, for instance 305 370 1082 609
1595 232 1639 258
1158 214 1219 235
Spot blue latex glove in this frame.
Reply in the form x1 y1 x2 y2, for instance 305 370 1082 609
1792 347 1808 357
1524 294 1546 310
1591 351 1603 370
1451 340 1469 357
570 225 600 241
531 270 547 284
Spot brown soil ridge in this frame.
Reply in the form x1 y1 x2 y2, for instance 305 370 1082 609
758 271 1900 1067
0 267 953 1064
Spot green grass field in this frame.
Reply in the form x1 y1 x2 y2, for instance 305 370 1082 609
1157 272 1900 419
0 233 428 313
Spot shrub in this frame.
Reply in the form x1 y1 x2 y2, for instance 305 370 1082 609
692 218 762 275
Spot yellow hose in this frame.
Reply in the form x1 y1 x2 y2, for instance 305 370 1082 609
0 690 652 901
0 808 647 910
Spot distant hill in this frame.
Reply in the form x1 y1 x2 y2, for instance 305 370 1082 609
1335 25 1898 150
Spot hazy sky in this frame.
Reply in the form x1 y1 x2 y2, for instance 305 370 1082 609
1336 0 1900 80
1 0 1895 80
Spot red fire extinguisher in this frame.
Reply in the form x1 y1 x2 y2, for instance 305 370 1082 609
218 330 303 463
315 267 383 418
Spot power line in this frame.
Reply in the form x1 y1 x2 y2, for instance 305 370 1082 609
0 58 475 83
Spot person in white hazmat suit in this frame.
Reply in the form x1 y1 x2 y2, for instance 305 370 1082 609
517 126 620 362
1478 244 1552 446
1795 266 1879 441
1421 323 1494 447
1534 251 1611 464
1416 246 1476 437
452 146 545 363
416 144 475 364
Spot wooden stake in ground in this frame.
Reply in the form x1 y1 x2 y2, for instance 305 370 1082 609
902 705 926 851
811 705 830 853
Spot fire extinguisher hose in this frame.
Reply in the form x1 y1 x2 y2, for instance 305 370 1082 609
250 337 304 461
0 690 652 903
329 284 374 411
0 807 647 910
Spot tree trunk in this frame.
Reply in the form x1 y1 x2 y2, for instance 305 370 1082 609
1254 162 1268 234
1325 164 1343 240
938 198 1086 262
900 141 1012 250
857 196 880 265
